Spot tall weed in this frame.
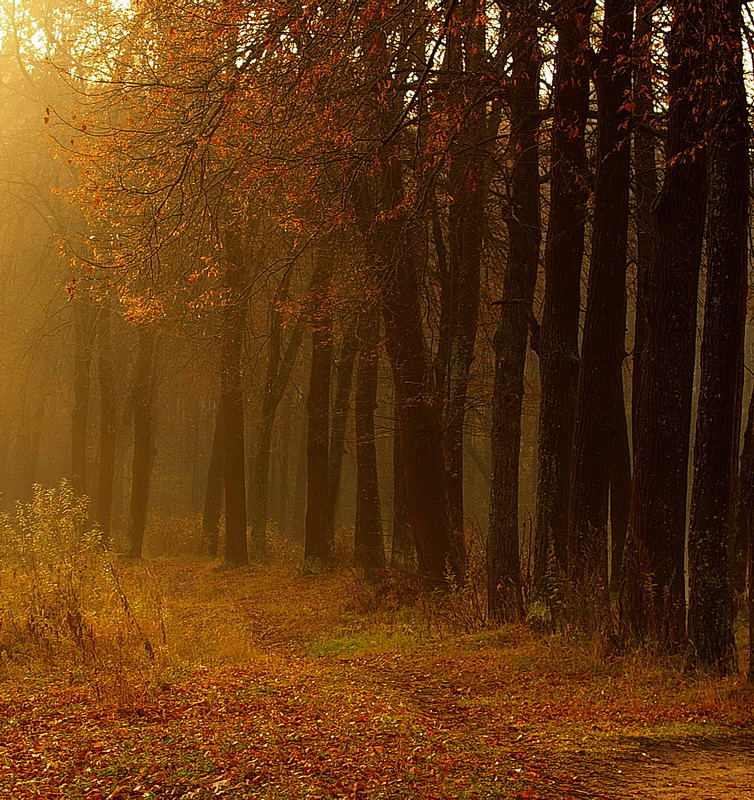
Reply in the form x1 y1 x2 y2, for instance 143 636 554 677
0 481 163 702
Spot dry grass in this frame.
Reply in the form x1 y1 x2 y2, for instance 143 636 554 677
1 498 754 798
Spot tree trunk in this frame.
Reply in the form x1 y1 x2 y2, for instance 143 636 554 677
569 0 634 586
622 0 708 649
488 17 541 622
304 269 334 568
354 308 384 576
442 0 488 540
71 299 96 496
202 400 224 557
533 0 592 596
292 415 307 541
610 376 631 588
96 306 117 546
221 255 249 568
750 515 754 681
249 290 304 560
328 316 360 529
735 389 754 595
631 0 659 431
688 0 747 673
352 21 460 585
275 389 293 535
390 413 414 568
353 178 459 583
127 327 155 559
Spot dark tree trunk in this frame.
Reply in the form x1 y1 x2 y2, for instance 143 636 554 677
304 270 334 567
249 288 304 560
202 400 224 557
354 308 384 576
750 517 754 681
221 255 249 568
71 299 96 496
352 20 460 585
390 413 414 567
688 0 747 673
383 242 459 583
328 316 360 529
127 327 155 559
292 415 307 541
622 0 708 649
442 0 488 540
96 306 117 546
533 0 593 595
275 390 293 534
569 0 634 586
354 174 459 583
735 389 754 595
631 0 659 431
488 17 541 622
610 376 631 589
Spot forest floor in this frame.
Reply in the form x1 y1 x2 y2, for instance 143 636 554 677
1 560 753 800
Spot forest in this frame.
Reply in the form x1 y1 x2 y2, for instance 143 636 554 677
1 0 754 798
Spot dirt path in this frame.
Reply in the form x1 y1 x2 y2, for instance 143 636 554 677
3 562 753 799
578 735 754 800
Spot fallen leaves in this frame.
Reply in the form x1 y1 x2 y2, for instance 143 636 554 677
1 562 753 799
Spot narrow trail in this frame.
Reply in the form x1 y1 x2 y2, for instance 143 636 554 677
1 561 752 799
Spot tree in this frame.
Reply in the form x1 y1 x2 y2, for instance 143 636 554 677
249 273 304 560
127 326 156 559
220 230 249 568
569 0 634 587
96 305 117 545
488 7 541 621
622 0 709 649
688 0 748 673
304 258 334 568
354 307 385 575
533 0 593 596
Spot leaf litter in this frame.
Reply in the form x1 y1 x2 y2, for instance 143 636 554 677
1 561 752 799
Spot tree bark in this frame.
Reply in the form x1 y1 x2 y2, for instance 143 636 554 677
96 306 117 546
390 413 414 568
569 0 634 586
735 389 754 595
221 245 248 568
292 414 307 541
631 0 659 431
488 14 541 622
202 399 224 557
328 316 359 530
533 0 593 596
622 0 708 649
304 266 334 568
354 308 384 576
275 389 293 534
352 20 460 585
442 0 488 540
610 376 631 588
688 0 747 673
71 299 96 496
127 326 155 559
249 285 304 560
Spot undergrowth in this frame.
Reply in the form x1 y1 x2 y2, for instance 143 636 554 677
0 481 165 702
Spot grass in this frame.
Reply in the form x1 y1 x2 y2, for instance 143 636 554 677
1 516 753 799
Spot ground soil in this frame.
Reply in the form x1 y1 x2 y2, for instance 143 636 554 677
579 735 754 800
1 561 753 799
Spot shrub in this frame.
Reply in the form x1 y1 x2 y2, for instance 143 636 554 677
0 481 161 696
